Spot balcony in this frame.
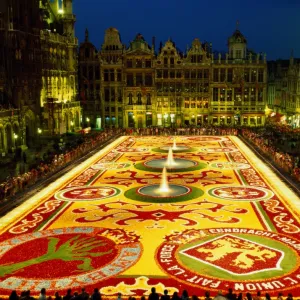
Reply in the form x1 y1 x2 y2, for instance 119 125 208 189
0 109 19 118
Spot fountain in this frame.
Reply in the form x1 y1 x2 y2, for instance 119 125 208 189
158 136 191 152
172 138 177 150
165 147 177 168
158 167 170 193
126 153 205 202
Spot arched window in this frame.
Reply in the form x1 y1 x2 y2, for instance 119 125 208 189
146 93 151 105
128 93 133 105
137 93 142 105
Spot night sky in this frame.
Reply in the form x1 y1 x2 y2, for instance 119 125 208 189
74 0 300 60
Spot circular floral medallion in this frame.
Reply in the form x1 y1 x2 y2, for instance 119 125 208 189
210 162 250 170
156 228 300 293
0 227 141 292
55 186 120 201
91 162 130 170
208 186 274 201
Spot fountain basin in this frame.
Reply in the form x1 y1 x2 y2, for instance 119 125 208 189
152 146 196 153
134 159 207 173
145 158 197 169
124 185 204 203
138 184 190 198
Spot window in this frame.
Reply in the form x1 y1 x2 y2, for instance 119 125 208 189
136 59 142 68
163 70 168 78
127 74 133 86
213 88 218 102
191 70 196 79
185 71 190 79
244 69 250 82
127 60 133 68
185 98 190 108
104 70 109 81
176 71 182 78
258 88 263 102
164 58 168 66
203 69 209 78
227 69 233 82
157 114 162 126
157 70 162 78
236 50 242 59
136 73 143 86
170 57 174 65
137 93 142 105
250 88 256 101
145 74 152 86
220 88 225 101
258 69 264 82
244 88 249 101
110 70 114 81
128 93 133 105
220 69 226 82
145 60 151 68
251 69 257 82
117 70 122 81
104 88 110 102
227 89 232 102
170 71 175 78
146 94 151 105
235 88 242 102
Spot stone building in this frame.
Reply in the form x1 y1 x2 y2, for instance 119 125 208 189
0 0 81 154
40 0 81 135
267 55 300 127
79 26 268 128
0 0 41 153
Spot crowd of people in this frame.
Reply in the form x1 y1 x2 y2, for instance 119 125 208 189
0 129 122 201
5 287 296 300
241 127 300 182
125 126 238 136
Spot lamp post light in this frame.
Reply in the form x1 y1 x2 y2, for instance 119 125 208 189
13 133 18 148
37 128 42 145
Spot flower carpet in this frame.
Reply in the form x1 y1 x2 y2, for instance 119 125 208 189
0 136 300 297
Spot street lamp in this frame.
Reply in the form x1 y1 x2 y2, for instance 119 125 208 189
13 133 18 147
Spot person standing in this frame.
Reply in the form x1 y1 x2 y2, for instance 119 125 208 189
148 287 159 300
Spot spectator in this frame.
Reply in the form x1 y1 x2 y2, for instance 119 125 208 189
9 291 19 300
39 289 47 300
148 288 159 300
161 290 170 300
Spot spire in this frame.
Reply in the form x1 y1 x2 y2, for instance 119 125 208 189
85 28 89 42
236 20 240 30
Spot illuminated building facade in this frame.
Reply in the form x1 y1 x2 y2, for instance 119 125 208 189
40 0 81 135
267 56 300 127
79 27 268 128
0 0 41 152
0 0 80 153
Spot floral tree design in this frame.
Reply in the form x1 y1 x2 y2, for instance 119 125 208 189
0 235 112 277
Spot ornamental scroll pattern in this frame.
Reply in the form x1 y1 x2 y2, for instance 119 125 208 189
9 200 63 235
